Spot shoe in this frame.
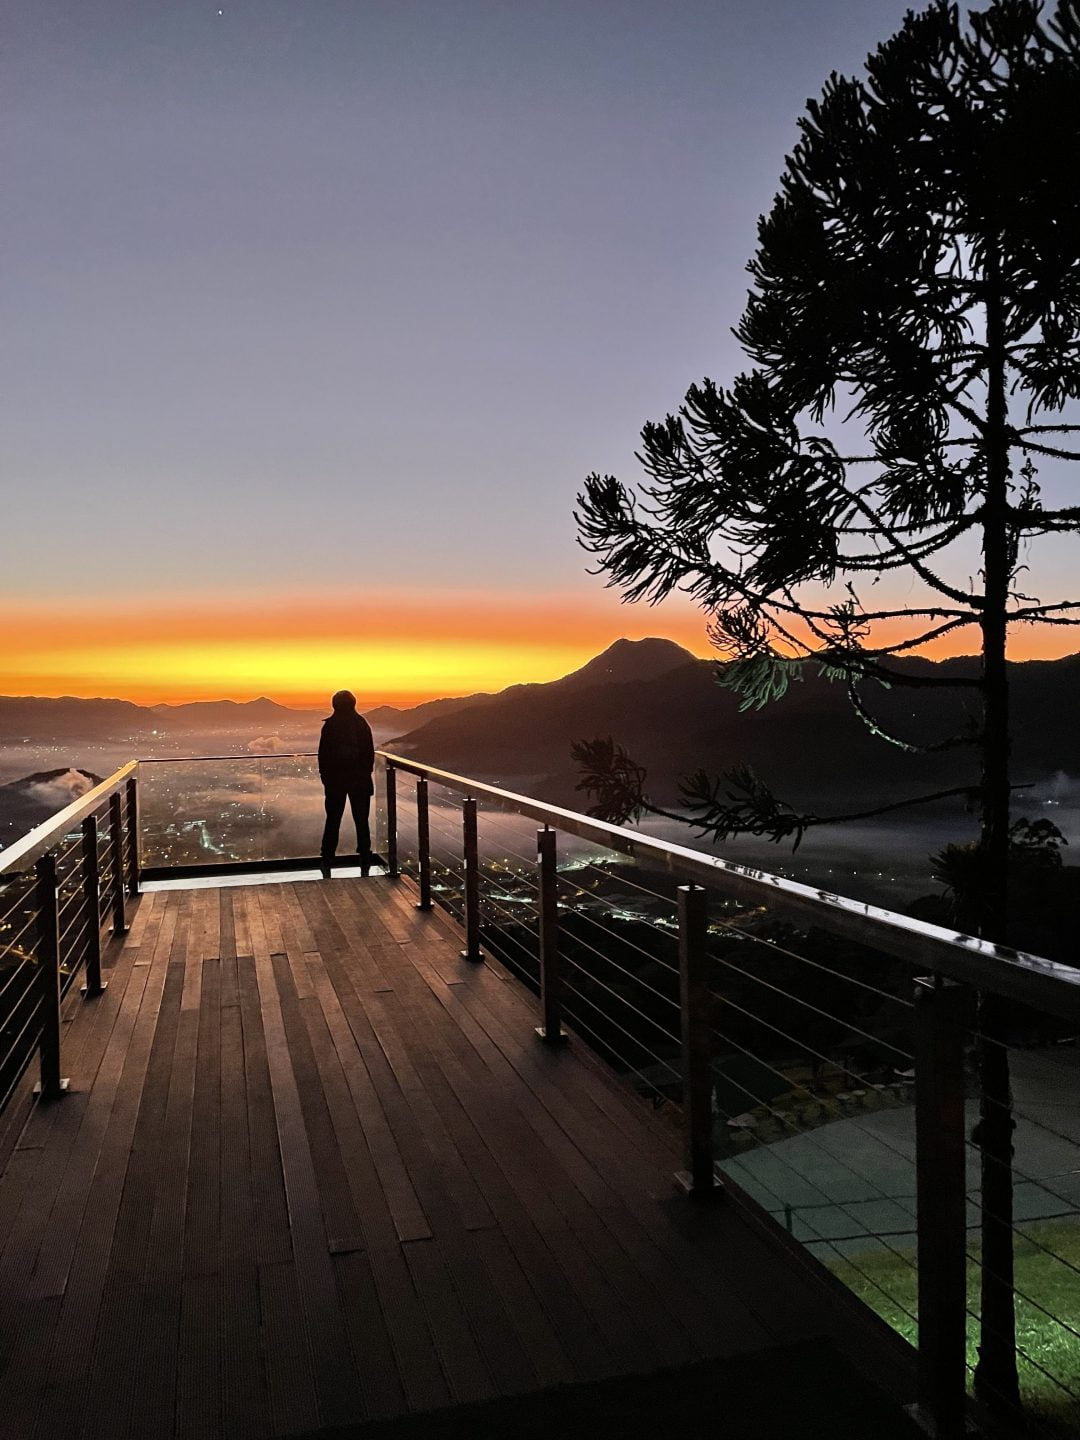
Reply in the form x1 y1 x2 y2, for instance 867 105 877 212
367 852 387 870
320 859 332 879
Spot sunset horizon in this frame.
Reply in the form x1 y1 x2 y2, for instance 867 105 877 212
4 586 1079 709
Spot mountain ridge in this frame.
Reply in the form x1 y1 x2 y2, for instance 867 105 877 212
389 649 1080 810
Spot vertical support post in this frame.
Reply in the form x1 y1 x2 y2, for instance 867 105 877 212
34 853 68 1099
81 815 106 996
109 791 128 935
913 976 970 1440
385 763 399 878
460 797 481 961
676 884 714 1197
416 776 432 911
125 774 140 898
535 827 565 1044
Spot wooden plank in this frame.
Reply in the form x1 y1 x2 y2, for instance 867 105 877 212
278 881 317 958
79 904 186 1440
294 882 394 994
126 891 203 1440
175 1267 222 1440
183 955 221 1278
236 952 292 1268
391 951 702 1373
304 962 431 1246
364 989 496 1234
270 951 365 1263
386 877 686 1162
0 899 157 1208
313 929 611 1395
310 929 504 1406
258 1259 320 1437
382 952 636 1382
419 952 780 1355
218 952 271 1440
331 1249 407 1421
0 917 153 1321
252 946 362 1431
119 889 158 950
26 956 153 1299
232 885 252 959
254 886 285 957
242 886 271 960
273 887 314 1000
218 888 237 964
0 1295 62 1439
175 950 223 1438
33 897 176 1439
469 1225 577 1390
371 963 605 1386
298 953 448 1415
400 1236 499 1405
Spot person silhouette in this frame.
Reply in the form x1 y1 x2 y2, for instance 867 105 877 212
318 689 375 877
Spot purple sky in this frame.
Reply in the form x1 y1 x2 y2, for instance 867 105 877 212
4 0 927 613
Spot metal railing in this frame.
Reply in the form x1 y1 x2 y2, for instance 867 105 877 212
379 751 1080 1440
0 763 139 1112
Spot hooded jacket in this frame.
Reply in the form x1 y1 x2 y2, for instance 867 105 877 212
318 694 375 791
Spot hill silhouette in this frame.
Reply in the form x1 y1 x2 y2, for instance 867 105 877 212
388 649 1080 812
368 637 695 734
149 697 322 729
0 694 320 740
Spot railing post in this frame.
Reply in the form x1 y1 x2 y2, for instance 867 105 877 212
125 775 140 898
385 763 399 878
34 853 69 1100
913 976 971 1440
534 826 566 1045
416 776 432 911
460 797 482 962
676 884 715 1197
81 815 106 997
109 791 128 935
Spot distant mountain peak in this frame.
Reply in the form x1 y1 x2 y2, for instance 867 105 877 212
552 636 698 691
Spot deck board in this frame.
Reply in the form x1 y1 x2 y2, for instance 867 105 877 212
0 874 916 1440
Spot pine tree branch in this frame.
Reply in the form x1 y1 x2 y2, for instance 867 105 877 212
846 678 979 753
844 490 980 605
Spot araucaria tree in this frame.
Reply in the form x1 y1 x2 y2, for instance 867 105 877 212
576 0 1080 1411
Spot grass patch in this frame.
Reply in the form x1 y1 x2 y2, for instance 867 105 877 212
827 1219 1080 1433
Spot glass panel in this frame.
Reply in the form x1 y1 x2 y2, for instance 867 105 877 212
258 756 326 862
371 754 389 862
139 759 268 867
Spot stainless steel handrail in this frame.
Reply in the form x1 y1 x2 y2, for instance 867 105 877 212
0 762 138 878
137 752 318 763
378 750 1080 1020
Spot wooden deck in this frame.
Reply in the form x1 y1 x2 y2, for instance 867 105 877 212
0 875 915 1439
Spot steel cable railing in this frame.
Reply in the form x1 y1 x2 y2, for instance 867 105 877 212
379 750 1080 1439
0 763 136 1114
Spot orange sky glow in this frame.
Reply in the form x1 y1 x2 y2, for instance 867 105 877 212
3 589 1076 708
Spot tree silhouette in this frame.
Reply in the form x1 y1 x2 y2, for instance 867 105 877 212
576 0 1080 1412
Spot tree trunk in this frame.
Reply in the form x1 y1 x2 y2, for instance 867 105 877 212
973 258 1020 1412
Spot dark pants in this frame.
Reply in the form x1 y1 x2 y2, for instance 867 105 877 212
321 783 371 860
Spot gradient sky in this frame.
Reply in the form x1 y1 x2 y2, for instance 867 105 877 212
4 0 1077 705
